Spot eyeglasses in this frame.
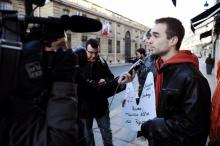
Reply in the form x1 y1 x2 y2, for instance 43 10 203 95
87 50 98 56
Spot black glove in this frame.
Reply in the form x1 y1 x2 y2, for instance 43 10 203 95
141 118 171 146
52 48 77 82
141 120 153 139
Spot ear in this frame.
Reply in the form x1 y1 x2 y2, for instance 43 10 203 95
169 36 178 47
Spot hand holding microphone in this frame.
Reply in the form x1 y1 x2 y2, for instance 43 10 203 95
118 70 135 85
118 59 144 85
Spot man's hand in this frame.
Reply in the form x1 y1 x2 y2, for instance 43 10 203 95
98 79 106 85
118 70 136 85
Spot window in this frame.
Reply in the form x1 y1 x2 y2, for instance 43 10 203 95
117 41 120 53
140 44 142 48
81 35 87 48
108 39 112 53
117 24 120 27
63 9 70 15
135 43 138 50
66 33 72 48
76 11 82 16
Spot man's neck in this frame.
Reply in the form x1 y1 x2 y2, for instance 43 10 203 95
161 48 178 61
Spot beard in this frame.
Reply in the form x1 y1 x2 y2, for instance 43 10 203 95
152 48 169 57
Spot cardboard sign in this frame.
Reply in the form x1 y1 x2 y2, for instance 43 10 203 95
123 72 156 131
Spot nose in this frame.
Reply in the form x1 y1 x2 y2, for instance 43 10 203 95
91 53 96 57
147 37 153 44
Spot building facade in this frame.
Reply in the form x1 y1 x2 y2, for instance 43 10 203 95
190 0 220 77
11 0 148 63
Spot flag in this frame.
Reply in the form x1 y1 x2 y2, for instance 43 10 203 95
102 20 110 37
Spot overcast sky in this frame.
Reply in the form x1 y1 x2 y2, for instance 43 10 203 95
87 0 215 32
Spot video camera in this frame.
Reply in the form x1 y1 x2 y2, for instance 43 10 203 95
0 0 102 104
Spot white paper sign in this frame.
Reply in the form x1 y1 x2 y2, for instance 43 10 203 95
123 72 157 131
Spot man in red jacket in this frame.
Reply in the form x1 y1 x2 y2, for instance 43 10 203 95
122 17 211 146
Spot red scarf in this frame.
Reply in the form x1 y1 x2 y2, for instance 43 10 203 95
155 58 164 110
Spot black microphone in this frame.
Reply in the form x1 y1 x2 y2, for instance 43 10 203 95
4 14 102 33
68 15 102 32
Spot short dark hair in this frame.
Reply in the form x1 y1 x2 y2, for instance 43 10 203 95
155 17 185 50
136 48 146 56
86 39 99 49
146 29 151 39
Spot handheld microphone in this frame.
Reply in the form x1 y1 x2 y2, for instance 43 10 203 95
127 59 144 105
128 59 144 75
121 59 144 81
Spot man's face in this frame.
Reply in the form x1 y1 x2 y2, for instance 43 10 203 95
45 37 66 51
147 23 171 56
86 44 99 63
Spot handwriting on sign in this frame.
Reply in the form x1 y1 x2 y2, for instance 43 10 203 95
144 83 153 89
123 72 156 131
142 93 151 98
135 119 146 126
132 106 141 111
141 111 149 116
125 113 138 116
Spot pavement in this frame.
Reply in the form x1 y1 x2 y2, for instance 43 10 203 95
93 58 217 146
199 58 217 95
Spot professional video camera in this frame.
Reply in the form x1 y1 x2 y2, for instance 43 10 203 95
0 0 102 105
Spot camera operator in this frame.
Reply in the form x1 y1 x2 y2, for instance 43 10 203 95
0 27 79 146
0 2 132 145
0 21 133 146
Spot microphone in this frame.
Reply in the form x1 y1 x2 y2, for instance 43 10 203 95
62 15 102 32
4 14 102 33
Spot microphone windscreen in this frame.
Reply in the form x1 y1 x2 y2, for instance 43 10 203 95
68 15 102 32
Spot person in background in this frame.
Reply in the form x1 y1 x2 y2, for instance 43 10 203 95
136 48 146 97
78 39 115 146
205 53 214 74
144 29 152 55
136 48 146 61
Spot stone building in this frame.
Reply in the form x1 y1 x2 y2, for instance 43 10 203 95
11 0 148 63
190 0 220 76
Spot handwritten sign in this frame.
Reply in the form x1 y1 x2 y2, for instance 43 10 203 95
123 72 156 131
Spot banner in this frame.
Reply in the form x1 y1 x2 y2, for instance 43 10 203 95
102 20 110 37
123 72 156 131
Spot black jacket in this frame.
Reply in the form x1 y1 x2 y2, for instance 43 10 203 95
140 55 211 146
78 57 115 118
0 82 78 146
